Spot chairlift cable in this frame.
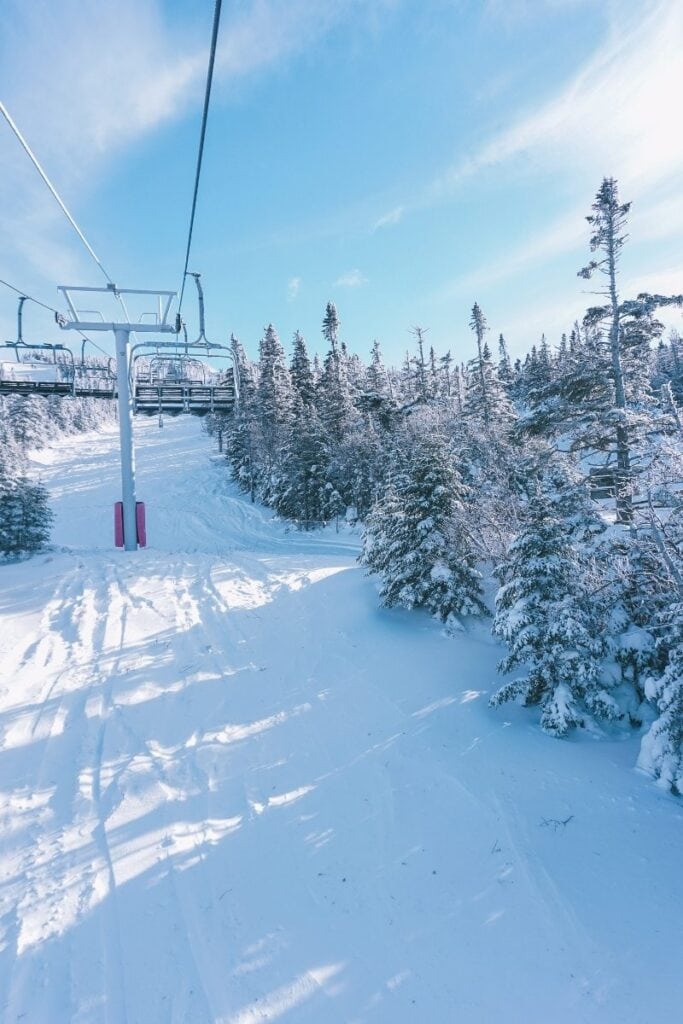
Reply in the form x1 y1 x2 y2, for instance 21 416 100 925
0 103 137 327
0 101 114 286
0 277 109 358
0 276 58 314
177 0 223 315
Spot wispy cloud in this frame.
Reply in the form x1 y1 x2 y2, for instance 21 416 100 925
287 276 302 301
437 183 683 306
427 0 683 202
439 208 585 300
333 269 368 288
427 0 683 325
373 205 404 231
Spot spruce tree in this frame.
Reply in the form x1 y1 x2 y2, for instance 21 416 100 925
469 303 490 426
0 477 53 556
290 330 315 406
276 396 330 528
318 304 355 443
497 333 513 393
578 178 634 522
361 433 485 623
639 615 683 794
465 339 515 430
490 486 614 736
226 338 259 500
366 340 389 398
322 301 340 353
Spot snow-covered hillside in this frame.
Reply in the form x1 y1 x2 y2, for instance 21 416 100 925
0 416 681 1023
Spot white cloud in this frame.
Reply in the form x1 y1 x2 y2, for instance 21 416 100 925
436 181 683 307
440 207 586 300
427 0 683 201
333 269 368 288
626 265 683 298
373 205 404 231
427 0 683 317
287 276 302 301
498 297 586 356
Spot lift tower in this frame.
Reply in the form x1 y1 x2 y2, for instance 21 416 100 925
57 284 177 551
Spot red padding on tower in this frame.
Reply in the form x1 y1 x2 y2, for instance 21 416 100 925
114 502 124 547
136 502 146 547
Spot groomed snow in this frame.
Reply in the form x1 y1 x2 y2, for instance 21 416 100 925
0 415 681 1023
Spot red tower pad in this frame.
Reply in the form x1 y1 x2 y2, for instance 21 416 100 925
136 501 146 548
114 502 124 548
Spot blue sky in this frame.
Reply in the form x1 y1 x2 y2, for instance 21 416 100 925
1 0 682 367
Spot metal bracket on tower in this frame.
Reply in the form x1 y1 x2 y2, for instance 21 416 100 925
56 284 177 551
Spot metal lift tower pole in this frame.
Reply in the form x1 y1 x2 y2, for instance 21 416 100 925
113 327 137 550
57 285 177 551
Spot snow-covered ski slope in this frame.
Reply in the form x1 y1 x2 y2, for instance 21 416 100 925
1 417 681 1024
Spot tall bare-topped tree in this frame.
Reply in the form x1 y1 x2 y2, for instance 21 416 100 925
319 303 355 442
322 301 340 354
410 326 429 401
578 177 633 522
469 302 490 426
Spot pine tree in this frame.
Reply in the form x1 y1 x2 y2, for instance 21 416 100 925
257 325 293 439
439 351 454 398
359 341 397 432
361 433 485 622
465 339 515 430
275 395 330 528
490 485 615 736
256 325 293 501
409 326 429 402
639 615 683 793
226 337 259 500
578 178 634 522
629 506 683 790
469 303 490 426
428 346 440 399
497 333 513 392
290 330 315 406
366 340 389 398
318 305 355 443
327 427 389 521
0 476 53 555
322 301 340 354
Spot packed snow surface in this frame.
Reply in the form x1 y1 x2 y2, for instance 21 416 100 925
0 416 681 1023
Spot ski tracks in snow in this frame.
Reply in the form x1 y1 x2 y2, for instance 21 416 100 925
1 416 682 1023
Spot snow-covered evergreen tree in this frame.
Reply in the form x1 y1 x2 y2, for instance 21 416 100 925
322 301 340 353
490 482 615 736
256 324 293 500
225 338 259 499
290 330 315 406
0 470 53 556
639 615 683 793
275 395 330 528
465 334 515 431
366 340 389 398
318 304 356 442
361 433 485 623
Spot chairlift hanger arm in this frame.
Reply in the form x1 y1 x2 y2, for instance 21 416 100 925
188 272 208 344
16 295 27 345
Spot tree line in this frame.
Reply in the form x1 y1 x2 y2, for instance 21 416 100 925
208 178 683 794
